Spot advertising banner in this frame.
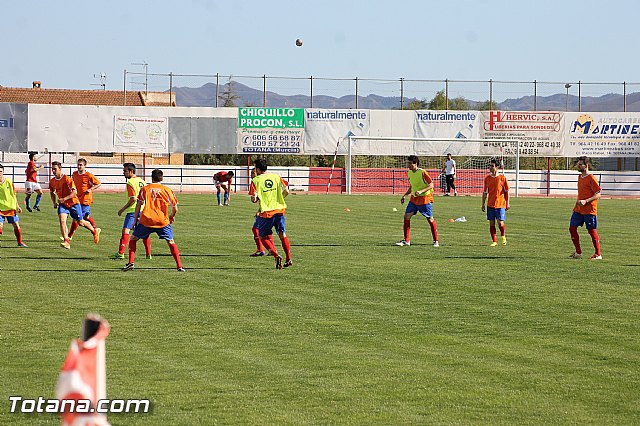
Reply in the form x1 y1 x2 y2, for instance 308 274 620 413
0 103 28 152
304 109 370 154
479 111 563 156
237 107 304 154
114 116 168 152
564 112 640 157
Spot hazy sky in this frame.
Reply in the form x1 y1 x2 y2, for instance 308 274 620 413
4 0 638 99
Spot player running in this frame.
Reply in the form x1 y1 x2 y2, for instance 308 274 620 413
249 167 266 257
112 163 151 259
214 170 234 206
569 156 602 260
68 158 101 240
250 159 292 269
24 152 44 212
49 161 100 249
481 158 510 247
123 169 184 272
0 163 27 247
396 155 439 247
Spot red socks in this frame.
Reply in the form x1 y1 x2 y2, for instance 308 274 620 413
588 228 601 256
490 225 497 242
403 219 411 242
143 237 152 257
569 226 581 254
260 236 279 257
68 221 79 237
499 223 506 237
280 236 291 262
252 227 264 251
119 232 130 255
128 239 137 263
169 242 183 268
86 216 97 228
14 227 23 244
429 219 438 242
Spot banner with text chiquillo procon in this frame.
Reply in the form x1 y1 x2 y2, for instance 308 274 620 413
564 112 640 157
237 107 305 154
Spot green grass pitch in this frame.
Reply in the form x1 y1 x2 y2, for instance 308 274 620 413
1 193 639 424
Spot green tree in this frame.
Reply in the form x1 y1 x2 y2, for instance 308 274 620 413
477 100 499 111
219 76 239 107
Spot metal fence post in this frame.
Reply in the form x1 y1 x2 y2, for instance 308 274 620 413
263 74 267 107
310 76 313 108
445 79 449 109
215 73 219 107
355 77 359 109
533 80 537 111
400 78 404 110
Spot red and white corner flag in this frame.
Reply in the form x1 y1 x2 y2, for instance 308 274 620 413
55 315 111 426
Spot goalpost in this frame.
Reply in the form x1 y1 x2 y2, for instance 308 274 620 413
344 136 521 196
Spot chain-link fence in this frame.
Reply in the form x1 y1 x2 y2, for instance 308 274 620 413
123 71 640 111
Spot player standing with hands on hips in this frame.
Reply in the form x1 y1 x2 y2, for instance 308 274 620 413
481 158 510 247
396 155 439 247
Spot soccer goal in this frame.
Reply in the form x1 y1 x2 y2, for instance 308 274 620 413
343 136 521 196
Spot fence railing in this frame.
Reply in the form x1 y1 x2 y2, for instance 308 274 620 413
2 163 639 197
124 71 640 111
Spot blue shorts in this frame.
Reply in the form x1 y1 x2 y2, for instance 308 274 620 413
570 212 598 230
487 207 506 221
253 216 260 229
0 214 19 224
133 222 174 241
255 214 286 238
123 212 137 230
405 201 433 218
58 204 83 221
80 204 92 218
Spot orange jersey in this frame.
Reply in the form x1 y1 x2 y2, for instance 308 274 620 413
574 174 601 215
483 174 510 208
410 170 434 206
137 183 178 228
49 175 79 208
72 171 101 205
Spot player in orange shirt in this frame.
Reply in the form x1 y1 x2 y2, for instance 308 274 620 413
481 158 510 247
68 158 101 240
569 156 602 260
122 169 184 272
48 161 100 249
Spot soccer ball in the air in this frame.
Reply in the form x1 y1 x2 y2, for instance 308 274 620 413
295 39 303 47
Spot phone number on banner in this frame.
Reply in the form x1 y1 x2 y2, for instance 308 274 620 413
239 129 304 154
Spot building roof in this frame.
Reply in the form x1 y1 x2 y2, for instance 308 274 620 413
0 85 175 107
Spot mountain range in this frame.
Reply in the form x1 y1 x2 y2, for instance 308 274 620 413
172 82 640 112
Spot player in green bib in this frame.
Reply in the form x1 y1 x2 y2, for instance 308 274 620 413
0 163 27 247
249 159 292 270
111 163 152 259
397 155 439 247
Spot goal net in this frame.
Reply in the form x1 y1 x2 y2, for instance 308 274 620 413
344 137 520 196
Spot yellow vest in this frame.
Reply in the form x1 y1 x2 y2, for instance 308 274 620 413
126 176 146 213
0 178 17 212
253 173 287 213
408 168 432 196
